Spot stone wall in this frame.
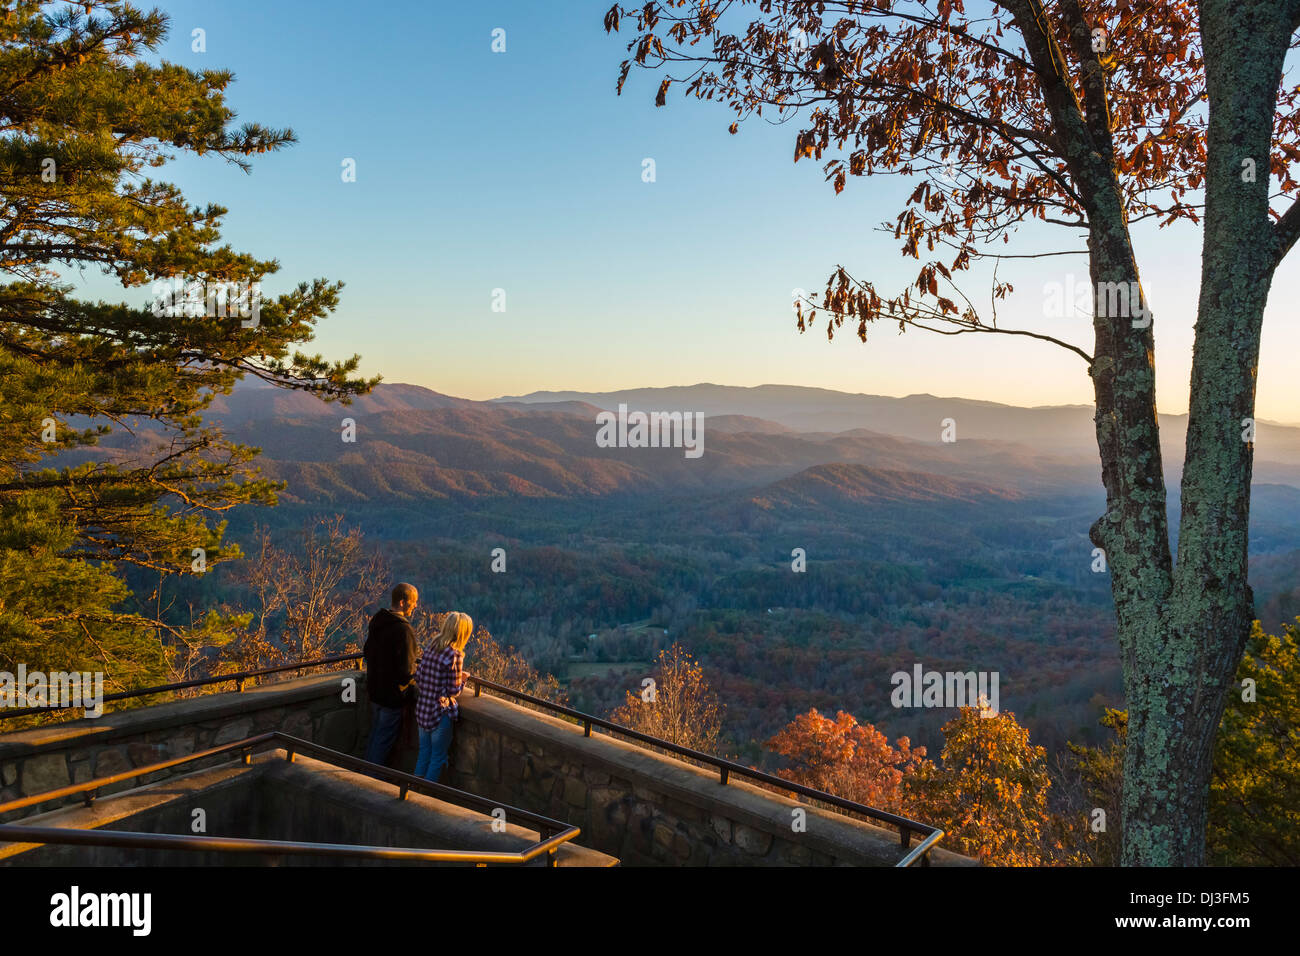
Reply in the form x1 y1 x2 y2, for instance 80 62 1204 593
446 692 974 867
0 670 364 819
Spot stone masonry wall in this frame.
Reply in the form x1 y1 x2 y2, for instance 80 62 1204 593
446 692 974 867
0 670 364 819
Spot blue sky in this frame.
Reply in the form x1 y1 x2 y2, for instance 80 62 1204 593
69 0 1300 423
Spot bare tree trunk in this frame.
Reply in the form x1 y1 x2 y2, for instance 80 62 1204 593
1109 0 1300 867
1055 0 1300 867
1083 190 1179 865
960 0 1298 865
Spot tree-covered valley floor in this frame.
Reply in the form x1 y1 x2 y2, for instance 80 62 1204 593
161 480 1300 768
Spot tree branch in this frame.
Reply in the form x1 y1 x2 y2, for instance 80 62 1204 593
1273 194 1300 266
907 319 1095 365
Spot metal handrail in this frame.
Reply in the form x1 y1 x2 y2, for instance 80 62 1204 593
896 827 946 868
464 673 943 865
0 732 580 867
0 652 365 721
0 652 944 865
0 825 576 865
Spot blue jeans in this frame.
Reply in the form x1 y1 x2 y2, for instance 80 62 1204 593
365 702 404 767
414 718 455 782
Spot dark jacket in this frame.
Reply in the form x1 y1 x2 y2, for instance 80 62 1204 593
363 608 418 709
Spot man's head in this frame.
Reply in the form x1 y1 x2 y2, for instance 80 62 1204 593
391 582 419 618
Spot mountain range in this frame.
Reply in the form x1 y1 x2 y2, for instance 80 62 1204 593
59 379 1299 527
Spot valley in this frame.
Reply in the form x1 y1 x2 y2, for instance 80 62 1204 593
124 379 1300 766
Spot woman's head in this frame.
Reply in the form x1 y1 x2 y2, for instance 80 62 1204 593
432 611 473 653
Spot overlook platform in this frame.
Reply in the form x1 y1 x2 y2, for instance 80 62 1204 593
0 668 975 867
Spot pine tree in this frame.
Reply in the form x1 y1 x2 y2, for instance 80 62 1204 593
1062 708 1127 866
1061 621 1300 866
0 1 374 712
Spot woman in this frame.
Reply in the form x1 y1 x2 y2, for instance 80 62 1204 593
413 612 472 782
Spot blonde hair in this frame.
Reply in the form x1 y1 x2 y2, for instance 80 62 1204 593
431 612 473 653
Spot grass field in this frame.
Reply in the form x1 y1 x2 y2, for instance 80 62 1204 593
563 661 653 681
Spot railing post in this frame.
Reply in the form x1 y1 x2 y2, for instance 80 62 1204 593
899 826 910 848
398 783 408 801
82 789 97 808
537 826 557 868
234 678 245 693
473 680 481 698
720 767 729 785
583 720 591 737
240 748 252 766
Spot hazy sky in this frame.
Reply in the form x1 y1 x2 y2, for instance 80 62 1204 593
71 0 1300 423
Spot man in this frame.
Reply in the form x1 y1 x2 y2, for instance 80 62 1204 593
363 582 419 767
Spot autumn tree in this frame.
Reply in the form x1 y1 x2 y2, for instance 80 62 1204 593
610 642 724 753
906 707 1055 865
766 707 927 814
0 3 373 693
606 0 1300 864
221 517 388 675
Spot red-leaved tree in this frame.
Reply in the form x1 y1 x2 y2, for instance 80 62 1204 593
767 707 926 813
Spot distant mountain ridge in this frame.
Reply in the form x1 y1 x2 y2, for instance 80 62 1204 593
54 378 1300 511
493 382 1300 472
57 379 1096 503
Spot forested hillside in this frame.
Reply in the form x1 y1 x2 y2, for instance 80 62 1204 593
132 381 1300 767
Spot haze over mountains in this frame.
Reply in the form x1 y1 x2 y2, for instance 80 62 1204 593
192 379 1102 502
496 383 1300 484
71 378 1300 515
498 384 1108 451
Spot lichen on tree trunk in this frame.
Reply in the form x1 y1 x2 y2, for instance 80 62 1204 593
1098 0 1297 866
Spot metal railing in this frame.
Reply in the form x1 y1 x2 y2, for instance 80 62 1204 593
0 732 580 867
0 652 365 722
0 652 945 866
464 673 944 866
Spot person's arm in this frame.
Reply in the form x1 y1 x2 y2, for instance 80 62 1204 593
448 649 466 696
413 646 431 696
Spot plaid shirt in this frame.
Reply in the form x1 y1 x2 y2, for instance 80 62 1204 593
414 645 466 731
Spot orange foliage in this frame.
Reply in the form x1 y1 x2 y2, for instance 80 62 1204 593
906 707 1056 866
765 708 927 815
767 705 1067 865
